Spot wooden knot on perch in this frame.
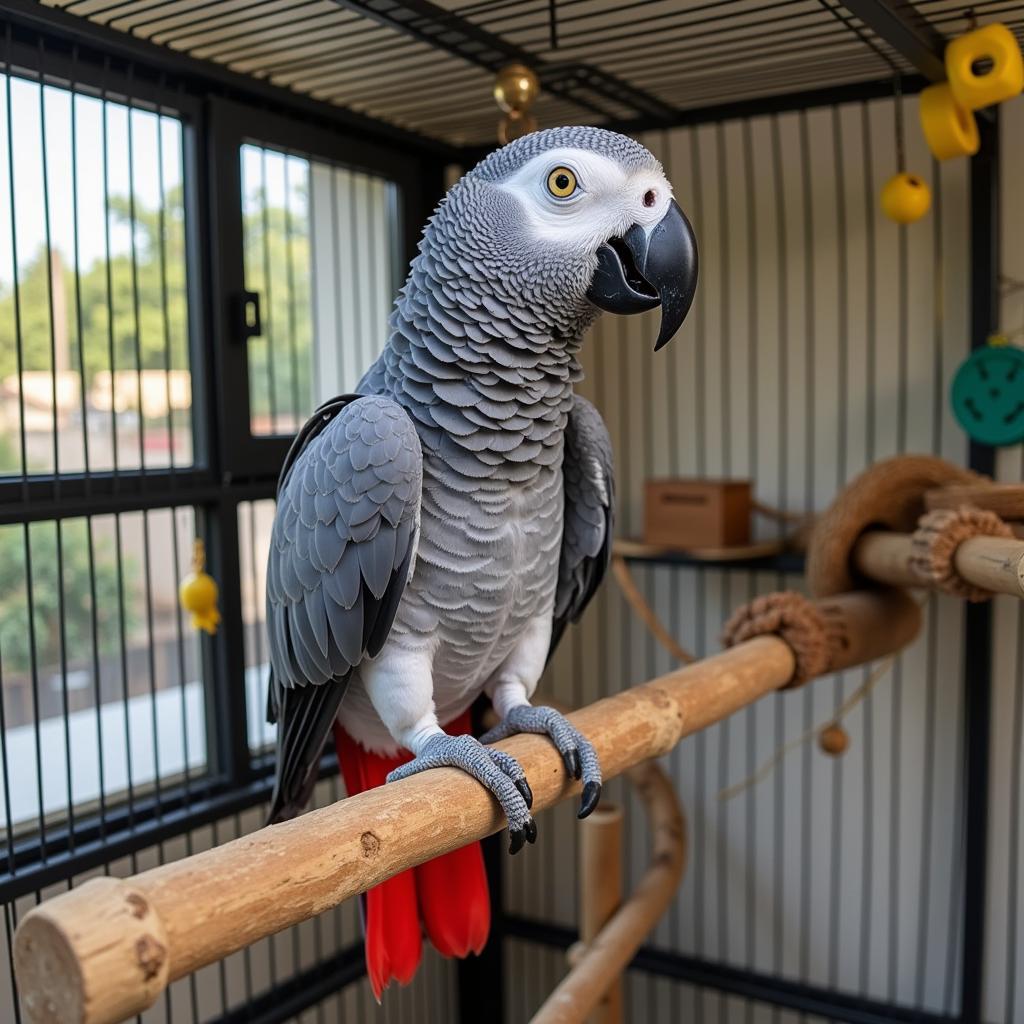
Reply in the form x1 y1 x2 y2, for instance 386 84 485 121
721 591 832 686
722 588 923 686
909 507 1015 601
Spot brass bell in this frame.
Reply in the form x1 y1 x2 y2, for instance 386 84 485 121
498 109 538 145
494 64 540 114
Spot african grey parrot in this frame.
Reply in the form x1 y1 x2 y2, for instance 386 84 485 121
265 125 697 996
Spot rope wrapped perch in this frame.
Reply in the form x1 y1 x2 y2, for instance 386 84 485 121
808 454 1024 601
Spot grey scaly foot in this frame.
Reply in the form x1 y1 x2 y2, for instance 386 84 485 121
385 734 537 854
480 706 602 819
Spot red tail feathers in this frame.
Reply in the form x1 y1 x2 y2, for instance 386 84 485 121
333 712 491 1000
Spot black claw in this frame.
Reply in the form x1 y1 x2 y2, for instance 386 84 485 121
562 748 582 780
516 778 534 810
525 817 538 844
578 781 602 819
508 828 526 855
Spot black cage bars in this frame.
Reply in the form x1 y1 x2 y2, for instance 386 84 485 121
0 2 1011 1024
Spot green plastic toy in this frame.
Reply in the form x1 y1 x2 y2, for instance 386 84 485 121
951 338 1024 446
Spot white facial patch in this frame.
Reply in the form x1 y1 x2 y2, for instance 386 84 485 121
498 146 673 251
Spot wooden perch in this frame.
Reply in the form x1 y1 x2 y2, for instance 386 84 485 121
533 760 684 1024
853 529 1024 598
14 588 917 1024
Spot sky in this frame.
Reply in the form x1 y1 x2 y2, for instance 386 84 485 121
0 71 308 291
0 72 184 287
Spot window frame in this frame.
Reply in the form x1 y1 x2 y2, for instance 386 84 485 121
206 96 425 481
0 35 211 513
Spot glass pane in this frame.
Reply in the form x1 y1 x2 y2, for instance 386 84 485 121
0 72 194 478
240 144 398 436
238 498 275 754
0 508 207 837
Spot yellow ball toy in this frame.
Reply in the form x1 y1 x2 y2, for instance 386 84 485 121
179 539 221 635
881 172 932 224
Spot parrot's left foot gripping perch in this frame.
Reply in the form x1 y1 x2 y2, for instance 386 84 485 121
480 706 602 820
385 734 538 854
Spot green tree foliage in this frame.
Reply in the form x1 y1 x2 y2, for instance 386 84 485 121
0 184 312 421
0 181 309 681
0 521 136 675
0 188 190 386
242 189 313 423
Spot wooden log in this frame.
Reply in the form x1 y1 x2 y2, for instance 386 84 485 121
532 761 684 1024
13 588 913 1024
852 530 1024 598
579 805 623 1024
924 482 1024 520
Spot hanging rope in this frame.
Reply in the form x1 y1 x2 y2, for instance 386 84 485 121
717 649 901 801
611 555 698 665
718 593 928 801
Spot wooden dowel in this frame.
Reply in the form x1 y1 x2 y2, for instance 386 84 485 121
924 482 1024 520
953 535 1024 597
578 805 623 1024
532 761 684 1024
14 588 912 1024
852 531 1024 598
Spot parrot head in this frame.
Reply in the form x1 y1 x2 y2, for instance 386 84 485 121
447 125 699 351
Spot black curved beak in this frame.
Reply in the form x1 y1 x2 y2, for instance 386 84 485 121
586 198 698 351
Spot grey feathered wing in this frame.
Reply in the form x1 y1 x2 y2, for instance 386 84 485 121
265 394 423 823
549 395 615 660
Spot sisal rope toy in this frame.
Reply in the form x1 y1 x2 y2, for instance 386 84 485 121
909 507 1015 601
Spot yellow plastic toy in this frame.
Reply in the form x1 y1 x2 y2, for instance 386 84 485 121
179 538 221 635
946 22 1023 110
881 172 931 224
919 82 979 160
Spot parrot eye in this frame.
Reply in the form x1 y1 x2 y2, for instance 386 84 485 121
546 166 579 200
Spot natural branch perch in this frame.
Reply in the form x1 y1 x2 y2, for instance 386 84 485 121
14 588 917 1024
533 760 684 1024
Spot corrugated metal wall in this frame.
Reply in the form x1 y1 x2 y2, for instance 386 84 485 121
508 93 982 1021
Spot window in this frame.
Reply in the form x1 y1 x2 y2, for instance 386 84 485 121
0 509 205 837
0 64 208 854
240 143 399 436
0 72 193 478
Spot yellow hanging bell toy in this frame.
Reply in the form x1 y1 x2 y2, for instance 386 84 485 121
946 22 1024 110
179 538 221 635
919 81 980 160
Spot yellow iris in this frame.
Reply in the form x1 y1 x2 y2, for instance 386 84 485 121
546 166 578 198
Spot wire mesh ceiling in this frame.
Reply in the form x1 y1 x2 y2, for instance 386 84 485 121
30 0 1024 147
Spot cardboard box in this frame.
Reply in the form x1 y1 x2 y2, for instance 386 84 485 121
643 479 752 550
